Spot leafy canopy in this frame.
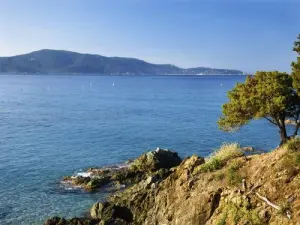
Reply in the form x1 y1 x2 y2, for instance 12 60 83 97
218 71 292 132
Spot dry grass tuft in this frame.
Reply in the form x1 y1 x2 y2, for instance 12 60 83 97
194 143 244 173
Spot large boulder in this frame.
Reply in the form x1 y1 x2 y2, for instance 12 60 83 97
130 148 182 172
90 202 133 224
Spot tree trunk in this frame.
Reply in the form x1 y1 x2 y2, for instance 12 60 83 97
279 127 288 146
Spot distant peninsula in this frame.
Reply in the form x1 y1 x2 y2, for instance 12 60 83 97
0 49 244 75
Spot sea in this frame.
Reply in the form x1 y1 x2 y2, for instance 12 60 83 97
0 74 286 224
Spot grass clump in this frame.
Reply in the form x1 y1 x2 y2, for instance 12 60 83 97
199 157 223 172
280 146 300 177
214 171 225 181
216 211 228 225
194 143 244 174
225 204 263 225
226 161 243 186
285 137 300 152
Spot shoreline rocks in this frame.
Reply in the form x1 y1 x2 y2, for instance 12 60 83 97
61 148 182 191
45 148 182 225
44 145 300 225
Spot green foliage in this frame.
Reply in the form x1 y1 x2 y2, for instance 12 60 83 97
279 150 300 178
285 137 300 152
225 204 263 225
216 211 228 225
194 143 243 173
210 143 244 161
218 71 292 132
199 158 223 172
226 161 243 186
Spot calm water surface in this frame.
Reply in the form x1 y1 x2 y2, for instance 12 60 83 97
0 75 282 224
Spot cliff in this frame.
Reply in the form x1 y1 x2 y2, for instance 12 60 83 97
44 143 300 225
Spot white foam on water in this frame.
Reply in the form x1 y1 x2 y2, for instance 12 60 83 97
75 172 92 177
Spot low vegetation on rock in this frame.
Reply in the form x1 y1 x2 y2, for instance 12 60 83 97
193 143 243 173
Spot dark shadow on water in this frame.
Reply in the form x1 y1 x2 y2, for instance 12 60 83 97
0 205 13 220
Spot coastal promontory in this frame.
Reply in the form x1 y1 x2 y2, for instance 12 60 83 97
44 143 300 225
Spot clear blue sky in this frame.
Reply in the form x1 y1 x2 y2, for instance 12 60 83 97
1 0 299 73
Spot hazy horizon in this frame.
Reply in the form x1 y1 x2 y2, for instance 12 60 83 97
1 0 299 73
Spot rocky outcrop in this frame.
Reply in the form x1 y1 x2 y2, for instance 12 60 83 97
62 148 181 191
130 147 182 172
45 146 300 225
90 202 132 224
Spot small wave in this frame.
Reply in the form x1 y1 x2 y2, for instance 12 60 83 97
72 163 130 178
74 172 92 178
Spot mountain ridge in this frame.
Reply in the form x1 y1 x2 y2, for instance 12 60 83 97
0 49 244 75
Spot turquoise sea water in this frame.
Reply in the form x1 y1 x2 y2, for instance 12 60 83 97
0 75 282 224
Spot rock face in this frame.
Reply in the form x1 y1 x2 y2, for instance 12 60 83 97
130 148 182 172
45 147 300 225
90 202 132 224
109 155 206 225
62 148 181 191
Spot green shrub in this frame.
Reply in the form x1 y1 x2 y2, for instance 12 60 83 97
210 143 244 161
226 167 242 186
279 152 300 177
226 204 263 225
225 160 243 186
285 137 300 152
194 143 244 174
199 158 223 172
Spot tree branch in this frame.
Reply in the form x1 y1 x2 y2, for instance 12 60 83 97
263 116 277 126
255 192 280 210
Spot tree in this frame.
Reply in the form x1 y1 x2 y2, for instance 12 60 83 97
218 71 296 145
218 35 300 145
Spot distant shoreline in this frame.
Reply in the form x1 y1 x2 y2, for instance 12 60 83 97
0 72 247 76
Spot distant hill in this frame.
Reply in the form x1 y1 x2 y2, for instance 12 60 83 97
0 49 244 75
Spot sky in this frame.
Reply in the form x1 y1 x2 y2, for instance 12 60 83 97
0 0 300 73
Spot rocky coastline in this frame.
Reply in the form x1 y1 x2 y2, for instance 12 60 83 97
44 144 300 225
